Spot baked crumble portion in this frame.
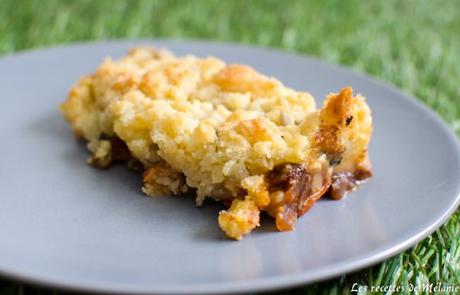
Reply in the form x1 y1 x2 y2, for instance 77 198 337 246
61 47 372 240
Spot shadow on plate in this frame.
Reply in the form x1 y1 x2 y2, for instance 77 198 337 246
29 110 332 241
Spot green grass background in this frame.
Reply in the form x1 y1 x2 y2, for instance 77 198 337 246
0 0 459 294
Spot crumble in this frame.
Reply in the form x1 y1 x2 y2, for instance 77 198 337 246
61 47 372 240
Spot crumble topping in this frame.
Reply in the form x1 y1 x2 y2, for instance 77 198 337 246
61 47 372 240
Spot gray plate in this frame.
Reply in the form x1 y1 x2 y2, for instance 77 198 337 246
0 40 459 294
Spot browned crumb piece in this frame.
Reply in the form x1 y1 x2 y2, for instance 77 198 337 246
218 196 260 240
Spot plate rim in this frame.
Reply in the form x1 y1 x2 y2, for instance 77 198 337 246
1 39 459 294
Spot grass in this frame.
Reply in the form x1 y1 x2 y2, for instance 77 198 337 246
0 0 459 294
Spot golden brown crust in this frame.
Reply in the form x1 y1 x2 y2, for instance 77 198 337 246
213 64 277 96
